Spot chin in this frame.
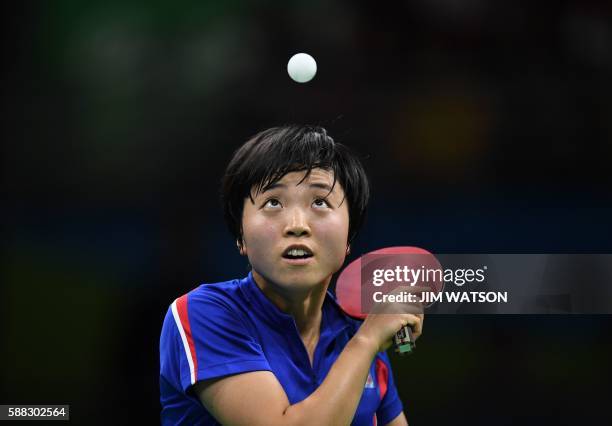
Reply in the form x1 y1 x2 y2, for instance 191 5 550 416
276 270 329 290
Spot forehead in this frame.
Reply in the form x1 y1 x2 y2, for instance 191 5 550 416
278 168 334 185
252 168 344 197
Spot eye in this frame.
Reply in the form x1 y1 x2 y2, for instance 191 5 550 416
263 198 282 209
313 198 331 209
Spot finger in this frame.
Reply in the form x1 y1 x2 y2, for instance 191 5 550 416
370 286 427 316
415 313 424 339
403 314 423 339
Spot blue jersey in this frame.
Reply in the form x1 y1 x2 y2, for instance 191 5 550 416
159 272 403 425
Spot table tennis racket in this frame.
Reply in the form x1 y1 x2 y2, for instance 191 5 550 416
335 246 442 355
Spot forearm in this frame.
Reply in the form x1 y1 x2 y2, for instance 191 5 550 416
283 334 378 426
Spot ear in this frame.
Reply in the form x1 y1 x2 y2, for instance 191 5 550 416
237 239 247 256
346 245 351 255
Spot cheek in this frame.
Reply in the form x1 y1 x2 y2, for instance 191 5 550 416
316 213 350 257
242 216 278 252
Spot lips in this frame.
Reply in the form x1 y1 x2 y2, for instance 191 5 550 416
282 244 314 262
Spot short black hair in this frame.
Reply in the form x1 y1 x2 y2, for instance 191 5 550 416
221 125 370 246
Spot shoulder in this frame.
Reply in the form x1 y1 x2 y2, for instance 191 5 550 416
188 278 246 306
171 277 248 313
162 277 251 333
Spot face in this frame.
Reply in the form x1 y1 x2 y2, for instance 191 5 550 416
240 168 350 295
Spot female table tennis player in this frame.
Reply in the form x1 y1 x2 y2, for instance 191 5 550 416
159 125 423 425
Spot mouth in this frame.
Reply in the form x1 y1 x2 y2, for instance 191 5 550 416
282 245 314 265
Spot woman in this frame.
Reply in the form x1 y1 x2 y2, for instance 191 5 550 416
160 125 423 425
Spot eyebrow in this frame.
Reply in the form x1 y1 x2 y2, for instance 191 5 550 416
263 182 334 193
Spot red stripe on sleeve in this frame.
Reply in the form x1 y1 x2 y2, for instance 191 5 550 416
375 358 389 401
176 294 199 382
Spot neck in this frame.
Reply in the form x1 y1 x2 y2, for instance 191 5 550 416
251 271 328 336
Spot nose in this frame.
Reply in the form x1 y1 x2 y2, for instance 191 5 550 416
284 207 311 237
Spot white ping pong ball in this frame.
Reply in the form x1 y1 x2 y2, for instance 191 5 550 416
287 53 317 83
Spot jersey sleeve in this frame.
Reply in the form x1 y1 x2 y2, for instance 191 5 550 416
375 351 404 425
160 289 271 394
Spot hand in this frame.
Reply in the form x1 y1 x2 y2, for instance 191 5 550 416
355 285 426 353
412 313 424 340
357 312 423 353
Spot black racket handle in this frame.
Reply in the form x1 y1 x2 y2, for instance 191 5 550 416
394 325 415 355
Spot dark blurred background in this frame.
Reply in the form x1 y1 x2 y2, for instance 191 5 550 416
2 0 612 424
